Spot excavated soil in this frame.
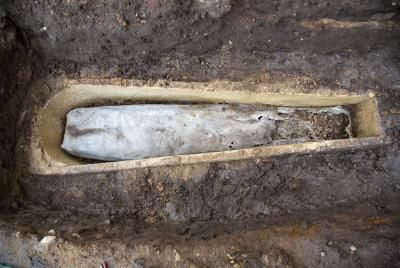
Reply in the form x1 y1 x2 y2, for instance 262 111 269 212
1 0 400 267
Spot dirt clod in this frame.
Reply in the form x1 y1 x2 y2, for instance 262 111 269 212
192 0 232 18
116 14 128 27
260 247 294 268
311 113 350 140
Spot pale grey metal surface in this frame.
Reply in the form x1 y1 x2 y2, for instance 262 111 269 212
61 104 350 161
62 105 279 161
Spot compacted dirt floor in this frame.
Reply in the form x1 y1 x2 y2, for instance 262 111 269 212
1 0 400 267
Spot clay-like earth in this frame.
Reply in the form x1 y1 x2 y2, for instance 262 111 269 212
0 0 400 267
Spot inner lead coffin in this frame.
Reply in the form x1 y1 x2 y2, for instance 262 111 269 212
61 104 351 161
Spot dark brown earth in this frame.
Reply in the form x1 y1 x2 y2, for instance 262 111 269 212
310 112 350 140
1 0 400 267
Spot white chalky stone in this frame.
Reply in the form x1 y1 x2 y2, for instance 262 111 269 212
61 104 277 161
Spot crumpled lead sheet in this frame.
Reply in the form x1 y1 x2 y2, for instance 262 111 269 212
61 104 351 161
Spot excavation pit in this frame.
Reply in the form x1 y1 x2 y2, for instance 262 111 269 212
29 80 385 175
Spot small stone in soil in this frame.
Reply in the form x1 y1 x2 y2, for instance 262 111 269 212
11 202 20 209
36 235 56 250
72 233 81 239
174 251 182 262
95 233 104 239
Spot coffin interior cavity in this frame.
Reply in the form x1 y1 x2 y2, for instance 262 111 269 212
29 82 385 175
